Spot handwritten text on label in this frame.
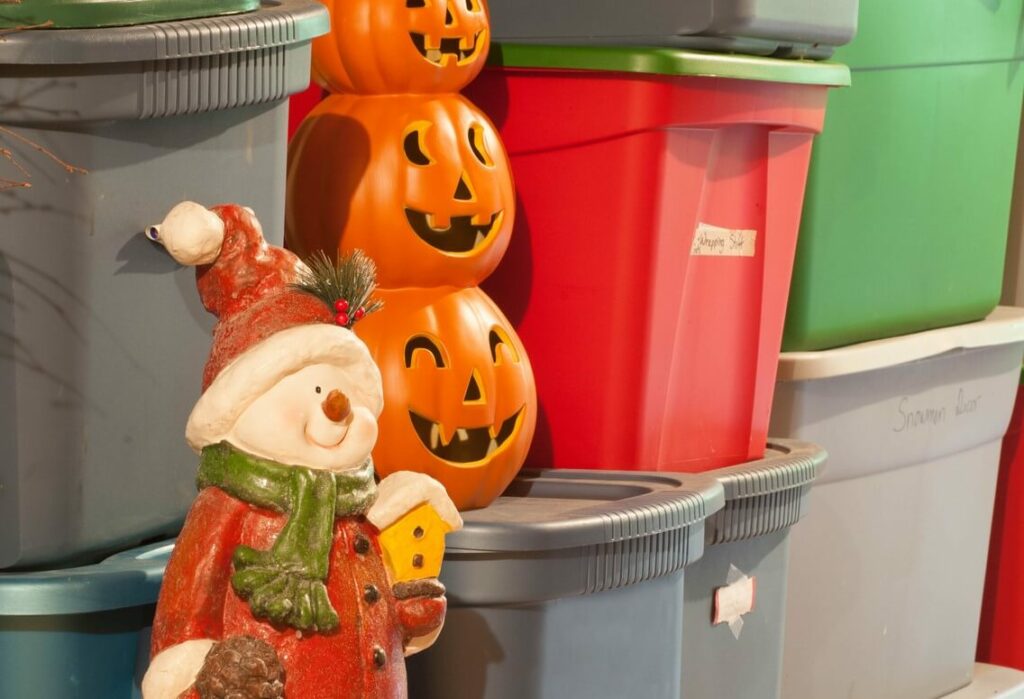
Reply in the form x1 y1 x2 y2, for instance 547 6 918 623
691 223 757 257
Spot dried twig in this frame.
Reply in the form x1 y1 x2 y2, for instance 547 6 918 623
0 127 86 176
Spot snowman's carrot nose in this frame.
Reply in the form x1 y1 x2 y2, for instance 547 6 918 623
322 389 351 423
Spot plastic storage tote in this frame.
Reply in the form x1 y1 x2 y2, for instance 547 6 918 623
484 0 858 59
979 379 1024 671
681 440 824 699
770 307 1024 699
783 0 1024 351
465 44 848 472
0 539 172 699
0 0 328 569
405 468 724 699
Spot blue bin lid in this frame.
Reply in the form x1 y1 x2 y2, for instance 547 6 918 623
0 540 173 616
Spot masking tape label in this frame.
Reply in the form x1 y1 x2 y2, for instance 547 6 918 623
714 566 757 639
691 223 757 257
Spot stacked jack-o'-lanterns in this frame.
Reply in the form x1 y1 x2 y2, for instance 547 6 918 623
286 0 535 510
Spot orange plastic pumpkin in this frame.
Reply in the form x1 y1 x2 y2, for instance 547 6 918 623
287 92 515 289
312 0 490 95
355 286 536 510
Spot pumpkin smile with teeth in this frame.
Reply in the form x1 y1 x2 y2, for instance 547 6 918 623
410 407 523 463
405 209 503 253
410 30 486 66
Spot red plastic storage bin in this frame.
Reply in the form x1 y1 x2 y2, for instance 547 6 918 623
466 45 848 471
979 379 1024 670
288 83 324 139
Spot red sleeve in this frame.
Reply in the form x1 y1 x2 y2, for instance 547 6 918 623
396 595 447 641
151 487 250 658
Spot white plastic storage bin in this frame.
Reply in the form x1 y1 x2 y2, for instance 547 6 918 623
771 307 1024 699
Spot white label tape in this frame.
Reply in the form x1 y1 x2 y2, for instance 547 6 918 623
691 223 757 257
713 565 757 639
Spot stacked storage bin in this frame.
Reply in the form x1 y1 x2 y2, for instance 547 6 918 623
773 0 1024 696
979 109 1024 674
445 9 850 699
0 1 327 695
287 0 537 512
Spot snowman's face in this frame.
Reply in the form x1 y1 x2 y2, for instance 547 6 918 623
228 363 379 472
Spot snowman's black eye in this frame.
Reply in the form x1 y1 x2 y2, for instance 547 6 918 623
315 386 322 394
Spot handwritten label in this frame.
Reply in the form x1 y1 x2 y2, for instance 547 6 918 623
892 388 983 433
691 223 757 257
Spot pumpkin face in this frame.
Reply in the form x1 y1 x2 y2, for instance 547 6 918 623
287 93 515 288
355 286 536 510
312 0 490 95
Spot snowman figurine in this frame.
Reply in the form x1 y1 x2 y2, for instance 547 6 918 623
141 202 462 699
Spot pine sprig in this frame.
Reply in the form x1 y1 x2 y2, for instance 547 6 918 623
293 250 383 328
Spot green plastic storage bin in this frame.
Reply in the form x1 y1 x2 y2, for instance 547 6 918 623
783 0 1024 351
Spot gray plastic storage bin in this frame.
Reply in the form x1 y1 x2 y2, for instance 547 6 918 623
771 307 1024 699
0 0 328 569
0 539 172 699
406 469 724 699
681 440 825 699
485 0 858 58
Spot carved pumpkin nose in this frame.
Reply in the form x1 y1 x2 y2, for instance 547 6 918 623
454 173 473 201
322 389 352 423
464 372 483 403
444 0 456 26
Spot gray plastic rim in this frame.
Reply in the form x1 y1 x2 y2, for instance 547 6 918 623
0 540 172 616
447 471 724 554
0 0 329 65
705 439 827 546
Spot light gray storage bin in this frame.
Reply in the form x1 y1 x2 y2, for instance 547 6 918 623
406 469 724 699
0 0 328 569
771 307 1024 699
485 0 858 59
681 440 825 699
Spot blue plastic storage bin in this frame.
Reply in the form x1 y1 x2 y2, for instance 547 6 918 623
0 540 172 698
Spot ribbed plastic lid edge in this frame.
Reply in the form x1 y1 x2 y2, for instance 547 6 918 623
487 42 851 87
0 0 329 65
447 472 724 554
0 540 172 616
778 307 1024 382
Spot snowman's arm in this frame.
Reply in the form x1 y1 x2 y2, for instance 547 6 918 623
368 472 462 655
144 487 250 697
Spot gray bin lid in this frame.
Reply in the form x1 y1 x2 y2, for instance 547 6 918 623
442 471 724 604
452 470 724 553
0 0 259 30
704 439 827 546
0 540 172 616
0 0 328 65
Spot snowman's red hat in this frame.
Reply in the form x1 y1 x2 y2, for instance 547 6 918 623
148 202 384 452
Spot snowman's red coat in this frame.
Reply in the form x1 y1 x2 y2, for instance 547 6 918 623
151 486 445 698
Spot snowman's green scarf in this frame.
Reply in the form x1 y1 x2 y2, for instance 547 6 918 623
197 441 377 633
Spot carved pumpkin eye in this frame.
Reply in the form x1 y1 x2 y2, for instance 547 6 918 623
405 335 447 368
465 0 480 10
468 124 493 167
404 122 434 166
489 327 519 365
406 0 427 7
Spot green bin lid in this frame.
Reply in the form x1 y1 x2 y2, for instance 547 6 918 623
0 0 259 30
488 43 851 87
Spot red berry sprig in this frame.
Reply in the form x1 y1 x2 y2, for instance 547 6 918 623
333 298 366 327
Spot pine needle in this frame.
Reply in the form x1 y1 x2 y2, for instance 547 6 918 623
293 250 383 328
